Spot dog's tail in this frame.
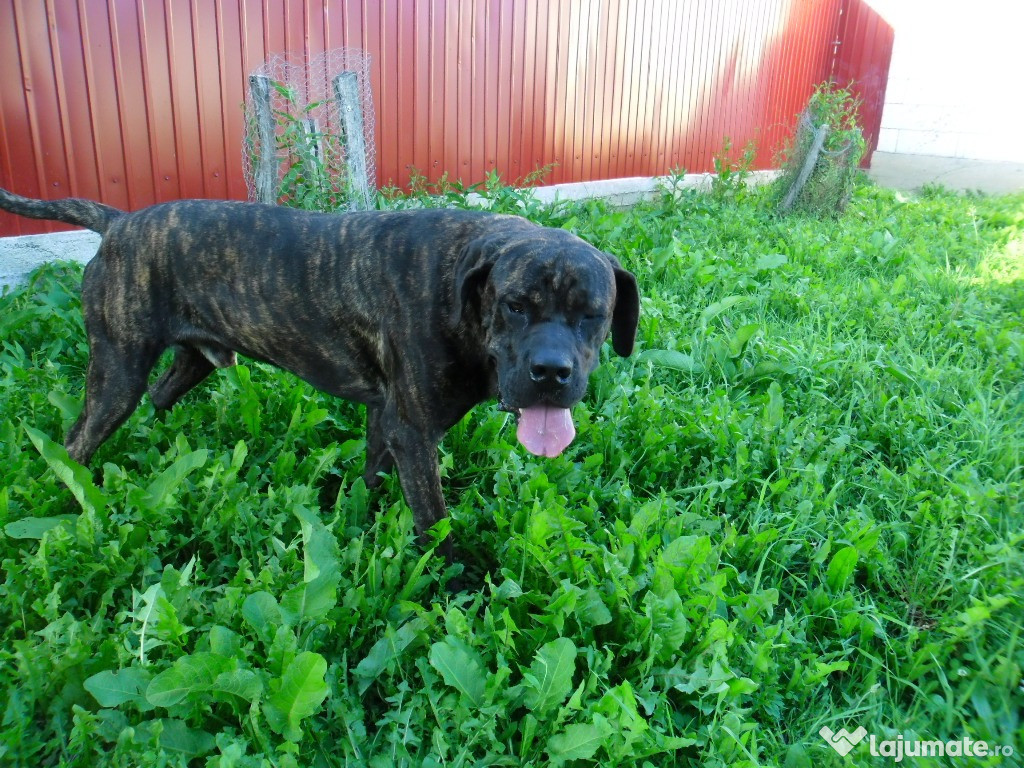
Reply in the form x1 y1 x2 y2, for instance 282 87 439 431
0 187 124 234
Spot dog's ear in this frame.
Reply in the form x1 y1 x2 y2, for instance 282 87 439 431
449 234 499 327
604 253 640 357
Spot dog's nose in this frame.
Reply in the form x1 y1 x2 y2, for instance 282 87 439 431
529 351 573 386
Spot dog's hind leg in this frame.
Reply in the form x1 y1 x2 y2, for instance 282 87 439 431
363 404 396 488
149 346 216 410
65 338 161 465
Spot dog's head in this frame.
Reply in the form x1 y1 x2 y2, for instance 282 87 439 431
451 220 640 456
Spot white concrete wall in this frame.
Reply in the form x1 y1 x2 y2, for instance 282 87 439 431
875 2 1024 162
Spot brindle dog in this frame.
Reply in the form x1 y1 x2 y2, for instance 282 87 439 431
0 188 640 558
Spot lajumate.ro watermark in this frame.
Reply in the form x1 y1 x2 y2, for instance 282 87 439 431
820 725 1016 762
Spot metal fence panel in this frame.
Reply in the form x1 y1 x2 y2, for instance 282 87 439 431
0 0 892 235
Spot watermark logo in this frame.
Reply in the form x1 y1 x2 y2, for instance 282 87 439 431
819 723 1016 762
820 726 867 757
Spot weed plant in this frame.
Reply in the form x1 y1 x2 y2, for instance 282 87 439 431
710 138 758 205
773 83 868 218
1 180 1022 766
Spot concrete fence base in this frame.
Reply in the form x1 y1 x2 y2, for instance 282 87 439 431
0 169 779 290
1 230 102 291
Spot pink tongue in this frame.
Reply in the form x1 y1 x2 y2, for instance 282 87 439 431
516 405 576 458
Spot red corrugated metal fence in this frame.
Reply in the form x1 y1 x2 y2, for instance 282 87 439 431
0 0 892 236
832 0 895 164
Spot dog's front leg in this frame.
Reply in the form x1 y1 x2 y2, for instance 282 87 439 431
380 406 454 563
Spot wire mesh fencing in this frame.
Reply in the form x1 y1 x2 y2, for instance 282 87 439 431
243 48 376 211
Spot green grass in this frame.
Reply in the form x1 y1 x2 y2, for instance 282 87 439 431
1 180 1021 767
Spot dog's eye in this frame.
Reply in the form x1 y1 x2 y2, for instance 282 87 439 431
506 301 526 314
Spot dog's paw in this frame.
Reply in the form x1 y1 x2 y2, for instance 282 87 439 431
441 562 468 593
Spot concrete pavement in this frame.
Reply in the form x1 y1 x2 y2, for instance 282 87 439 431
868 151 1024 195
